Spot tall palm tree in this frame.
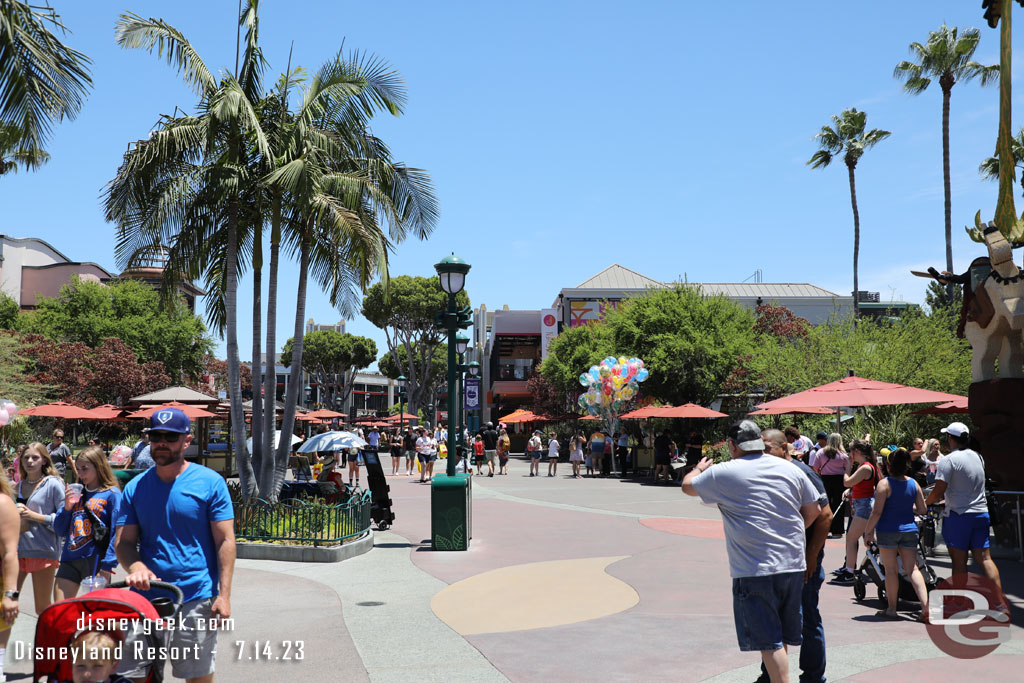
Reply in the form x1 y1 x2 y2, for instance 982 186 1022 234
105 4 272 498
0 121 47 174
0 0 91 163
808 108 890 319
979 127 1024 196
894 25 997 298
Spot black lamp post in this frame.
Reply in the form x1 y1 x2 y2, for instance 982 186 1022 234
434 253 471 478
455 331 470 456
397 375 407 435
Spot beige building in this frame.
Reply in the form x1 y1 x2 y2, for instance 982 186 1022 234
0 234 112 308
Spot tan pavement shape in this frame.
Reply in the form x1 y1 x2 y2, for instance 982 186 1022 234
431 555 638 635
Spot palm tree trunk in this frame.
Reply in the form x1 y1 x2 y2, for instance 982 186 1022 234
225 205 256 497
273 230 311 499
251 224 263 478
259 194 281 493
847 161 860 320
942 85 954 300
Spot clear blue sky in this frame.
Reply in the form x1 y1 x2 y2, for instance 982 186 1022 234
3 1 1017 363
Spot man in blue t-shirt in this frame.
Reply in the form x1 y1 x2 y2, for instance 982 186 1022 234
115 408 235 683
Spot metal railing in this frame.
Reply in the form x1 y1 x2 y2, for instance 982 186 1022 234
991 490 1024 562
233 489 372 547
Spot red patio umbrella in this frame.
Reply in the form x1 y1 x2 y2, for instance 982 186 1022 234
748 406 834 416
651 403 728 419
755 376 964 411
384 412 419 422
128 402 218 419
19 402 96 420
621 405 667 419
501 409 549 424
87 404 130 421
306 408 345 419
913 396 969 415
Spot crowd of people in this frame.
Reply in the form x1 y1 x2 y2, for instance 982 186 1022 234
0 408 234 683
682 418 1007 683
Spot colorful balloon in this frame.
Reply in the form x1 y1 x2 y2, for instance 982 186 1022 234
0 409 8 427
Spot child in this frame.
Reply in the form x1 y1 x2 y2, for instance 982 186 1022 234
472 436 485 476
68 629 132 683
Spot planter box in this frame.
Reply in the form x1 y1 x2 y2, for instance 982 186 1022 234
236 529 373 563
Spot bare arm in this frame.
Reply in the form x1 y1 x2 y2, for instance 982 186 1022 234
806 503 832 582
915 482 928 515
800 502 822 529
0 495 20 624
210 519 236 620
863 479 890 539
925 480 947 507
116 523 158 590
681 457 712 497
843 463 871 488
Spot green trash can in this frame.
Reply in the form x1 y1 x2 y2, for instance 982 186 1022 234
430 473 472 551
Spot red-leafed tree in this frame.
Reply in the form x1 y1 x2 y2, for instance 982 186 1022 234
190 355 251 399
753 304 810 342
526 371 573 418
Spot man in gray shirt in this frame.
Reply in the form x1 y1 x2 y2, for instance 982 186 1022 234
682 421 820 683
925 421 1004 603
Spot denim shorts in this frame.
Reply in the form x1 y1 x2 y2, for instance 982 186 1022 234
852 497 873 520
876 530 919 550
731 571 803 652
943 511 991 550
118 597 219 679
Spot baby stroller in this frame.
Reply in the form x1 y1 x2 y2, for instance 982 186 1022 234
34 580 183 683
852 518 941 604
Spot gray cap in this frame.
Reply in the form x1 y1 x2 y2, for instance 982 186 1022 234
728 420 764 452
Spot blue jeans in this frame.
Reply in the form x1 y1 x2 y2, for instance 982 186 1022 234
758 564 826 683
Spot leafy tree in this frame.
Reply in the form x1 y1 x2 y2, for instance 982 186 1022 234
0 331 49 406
0 291 18 329
526 371 570 418
362 276 469 414
0 0 91 166
602 286 758 405
753 303 810 342
190 354 251 399
378 341 447 399
924 280 963 319
540 321 614 401
18 276 211 381
979 127 1024 196
894 25 997 300
19 334 169 407
808 108 890 318
281 330 377 408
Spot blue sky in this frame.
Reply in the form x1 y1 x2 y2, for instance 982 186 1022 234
3 1 1018 364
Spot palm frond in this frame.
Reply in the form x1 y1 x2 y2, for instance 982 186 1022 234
115 12 216 96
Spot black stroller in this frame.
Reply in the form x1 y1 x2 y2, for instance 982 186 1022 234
853 515 942 603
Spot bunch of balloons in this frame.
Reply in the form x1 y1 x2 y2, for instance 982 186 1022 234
578 356 649 422
0 399 17 427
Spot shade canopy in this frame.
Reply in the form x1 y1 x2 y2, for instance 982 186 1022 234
748 406 834 416
754 376 965 411
128 402 218 419
620 405 668 419
384 412 419 422
499 409 548 424
129 386 218 405
306 408 345 419
296 431 367 453
87 404 130 420
913 396 969 415
652 403 728 419
246 430 303 451
295 414 327 422
19 402 96 419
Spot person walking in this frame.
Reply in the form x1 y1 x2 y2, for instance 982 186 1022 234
760 429 833 683
784 426 813 463
115 407 235 683
682 421 821 683
482 422 499 478
497 428 511 475
922 438 942 485
53 446 121 601
415 428 432 483
617 431 630 478
0 467 20 683
925 422 1006 613
547 432 560 477
569 432 584 478
404 428 416 476
387 430 402 476
863 448 930 620
527 430 543 477
810 433 849 538
47 429 75 482
653 431 671 483
834 440 879 583
472 435 486 476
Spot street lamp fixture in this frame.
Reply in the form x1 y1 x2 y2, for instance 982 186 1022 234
468 361 480 378
455 330 470 355
397 375 407 434
434 253 471 295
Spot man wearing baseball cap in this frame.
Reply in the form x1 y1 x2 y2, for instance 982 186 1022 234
926 422 1004 603
682 420 821 683
115 407 235 682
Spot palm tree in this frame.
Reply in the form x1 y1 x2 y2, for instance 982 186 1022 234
808 108 890 319
0 0 91 163
0 121 48 174
894 25 997 298
979 128 1024 196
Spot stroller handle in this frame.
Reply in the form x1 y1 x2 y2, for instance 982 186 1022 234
106 580 185 608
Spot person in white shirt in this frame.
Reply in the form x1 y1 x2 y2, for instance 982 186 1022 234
547 433 560 477
527 431 543 477
426 432 439 481
415 428 432 483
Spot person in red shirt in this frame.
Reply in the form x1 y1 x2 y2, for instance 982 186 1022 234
472 436 485 475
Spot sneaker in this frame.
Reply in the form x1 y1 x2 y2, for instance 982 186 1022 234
833 568 856 583
831 566 847 576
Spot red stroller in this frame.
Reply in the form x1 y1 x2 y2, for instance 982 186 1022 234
34 580 183 683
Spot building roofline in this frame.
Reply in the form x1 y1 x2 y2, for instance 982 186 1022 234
22 261 114 278
0 234 74 262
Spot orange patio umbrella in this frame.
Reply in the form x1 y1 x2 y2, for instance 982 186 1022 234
306 408 345 419
127 402 218 419
620 405 667 419
748 406 834 416
755 376 964 411
19 402 96 420
650 403 728 419
87 404 130 421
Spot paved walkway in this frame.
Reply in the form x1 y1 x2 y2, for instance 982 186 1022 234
4 457 1023 681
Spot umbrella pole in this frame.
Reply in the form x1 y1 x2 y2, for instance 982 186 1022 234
835 408 841 437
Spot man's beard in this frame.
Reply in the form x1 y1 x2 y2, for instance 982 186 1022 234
152 448 183 465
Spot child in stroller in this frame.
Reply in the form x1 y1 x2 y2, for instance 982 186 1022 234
34 580 183 683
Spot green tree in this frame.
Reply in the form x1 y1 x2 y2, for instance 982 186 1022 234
378 341 447 400
808 108 890 319
0 291 18 329
0 331 48 407
540 322 614 402
924 280 963 318
978 127 1024 196
894 25 997 300
603 286 758 405
0 0 91 166
18 276 211 380
281 331 377 408
362 276 468 414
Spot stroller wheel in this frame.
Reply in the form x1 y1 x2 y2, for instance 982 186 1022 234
853 579 866 602
377 521 390 531
877 586 886 602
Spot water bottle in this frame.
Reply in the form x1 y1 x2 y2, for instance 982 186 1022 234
80 574 107 593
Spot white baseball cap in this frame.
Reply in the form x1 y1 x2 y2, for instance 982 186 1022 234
941 422 970 438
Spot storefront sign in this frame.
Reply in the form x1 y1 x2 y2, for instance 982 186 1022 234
541 308 558 359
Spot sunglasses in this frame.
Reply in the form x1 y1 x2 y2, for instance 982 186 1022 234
148 431 183 443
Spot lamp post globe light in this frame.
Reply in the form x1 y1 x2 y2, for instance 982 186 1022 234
455 330 471 457
397 375 407 435
468 361 480 377
432 253 473 551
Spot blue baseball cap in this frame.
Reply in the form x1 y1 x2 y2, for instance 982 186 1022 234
149 407 191 434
